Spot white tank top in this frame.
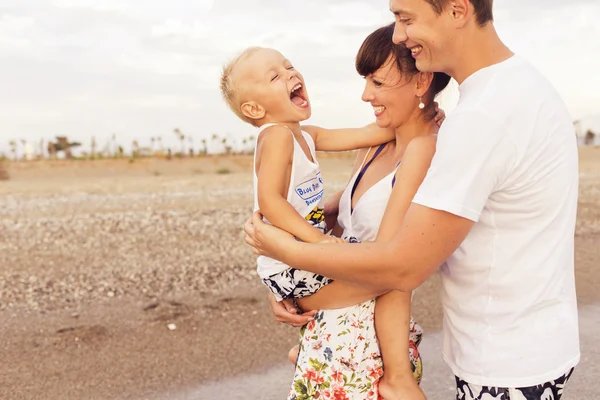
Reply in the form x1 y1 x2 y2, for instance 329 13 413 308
338 145 398 243
253 124 326 279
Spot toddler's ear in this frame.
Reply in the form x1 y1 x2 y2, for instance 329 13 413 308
241 101 266 122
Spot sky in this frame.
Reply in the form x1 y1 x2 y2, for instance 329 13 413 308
1 0 600 155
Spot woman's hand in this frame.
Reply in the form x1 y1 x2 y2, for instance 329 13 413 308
244 211 297 259
268 293 317 328
323 191 342 232
318 235 345 244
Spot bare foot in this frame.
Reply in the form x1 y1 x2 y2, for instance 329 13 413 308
378 376 426 400
288 345 299 365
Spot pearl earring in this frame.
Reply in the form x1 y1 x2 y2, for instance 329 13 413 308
418 97 425 109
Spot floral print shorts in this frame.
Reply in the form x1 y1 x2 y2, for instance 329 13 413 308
288 298 423 400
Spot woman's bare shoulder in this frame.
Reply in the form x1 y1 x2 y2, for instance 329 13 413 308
405 134 437 159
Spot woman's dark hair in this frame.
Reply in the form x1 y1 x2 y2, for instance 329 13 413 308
355 23 450 121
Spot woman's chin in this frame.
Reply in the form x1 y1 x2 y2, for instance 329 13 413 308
374 118 390 129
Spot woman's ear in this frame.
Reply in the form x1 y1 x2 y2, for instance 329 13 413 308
415 72 434 97
241 101 266 122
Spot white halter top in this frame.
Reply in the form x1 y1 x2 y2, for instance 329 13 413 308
338 144 399 243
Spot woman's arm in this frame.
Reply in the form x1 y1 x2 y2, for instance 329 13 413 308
375 135 437 241
372 135 437 392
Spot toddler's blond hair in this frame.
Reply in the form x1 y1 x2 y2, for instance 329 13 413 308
220 47 264 126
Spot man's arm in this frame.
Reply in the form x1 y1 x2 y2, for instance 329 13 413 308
247 109 514 292
247 204 473 291
257 126 326 244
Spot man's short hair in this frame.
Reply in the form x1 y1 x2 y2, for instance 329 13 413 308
425 0 493 26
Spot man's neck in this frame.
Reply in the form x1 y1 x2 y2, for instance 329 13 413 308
449 23 514 84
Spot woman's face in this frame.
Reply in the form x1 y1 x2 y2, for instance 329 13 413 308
361 55 419 129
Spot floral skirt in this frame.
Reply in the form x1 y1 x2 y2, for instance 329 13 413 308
288 298 423 400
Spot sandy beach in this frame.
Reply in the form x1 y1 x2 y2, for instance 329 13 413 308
0 147 598 400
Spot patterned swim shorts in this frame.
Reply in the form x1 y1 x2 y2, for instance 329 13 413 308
262 268 332 302
455 368 574 400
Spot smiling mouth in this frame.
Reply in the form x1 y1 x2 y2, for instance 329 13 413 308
409 45 423 57
373 105 386 116
290 83 309 108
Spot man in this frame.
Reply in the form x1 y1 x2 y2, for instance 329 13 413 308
244 0 580 398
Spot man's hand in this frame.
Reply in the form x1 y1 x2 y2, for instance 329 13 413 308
268 293 317 328
244 211 296 259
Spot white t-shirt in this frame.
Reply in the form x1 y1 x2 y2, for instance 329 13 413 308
413 55 580 387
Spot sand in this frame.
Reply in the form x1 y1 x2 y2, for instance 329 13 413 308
0 147 598 399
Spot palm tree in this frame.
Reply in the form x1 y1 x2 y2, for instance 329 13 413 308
9 140 17 161
90 136 97 159
132 140 140 158
174 128 185 156
187 136 194 157
222 137 233 155
111 133 118 157
201 138 208 155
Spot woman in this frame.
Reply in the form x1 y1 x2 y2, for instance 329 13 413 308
279 24 450 400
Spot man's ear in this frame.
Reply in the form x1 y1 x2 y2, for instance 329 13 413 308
241 101 266 122
446 0 470 27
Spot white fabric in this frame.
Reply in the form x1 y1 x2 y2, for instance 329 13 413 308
337 148 397 243
412 55 580 387
253 124 326 279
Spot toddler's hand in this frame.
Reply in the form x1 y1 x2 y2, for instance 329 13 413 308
433 101 446 127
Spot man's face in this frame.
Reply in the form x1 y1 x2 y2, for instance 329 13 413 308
389 0 453 74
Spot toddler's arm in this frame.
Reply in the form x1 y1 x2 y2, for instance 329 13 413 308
256 125 327 244
302 103 445 152
302 123 394 152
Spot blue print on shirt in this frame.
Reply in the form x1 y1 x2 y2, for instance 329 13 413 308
295 172 324 206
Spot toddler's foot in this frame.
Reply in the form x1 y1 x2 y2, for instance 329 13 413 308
288 345 299 365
